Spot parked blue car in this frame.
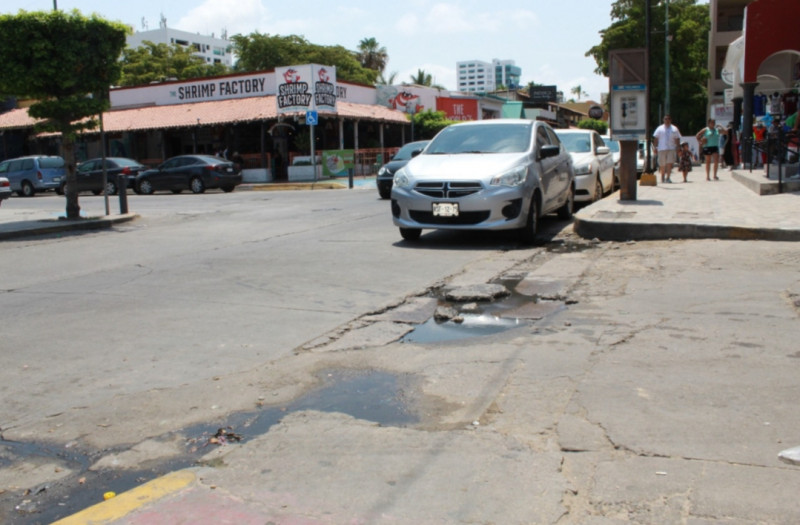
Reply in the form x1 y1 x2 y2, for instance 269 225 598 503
0 155 66 197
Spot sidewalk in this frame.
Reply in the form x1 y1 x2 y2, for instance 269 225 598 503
573 165 800 242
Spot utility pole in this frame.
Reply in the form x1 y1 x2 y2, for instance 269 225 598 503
665 0 670 115
53 0 57 9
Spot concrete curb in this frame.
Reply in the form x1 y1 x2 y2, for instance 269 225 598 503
0 212 139 240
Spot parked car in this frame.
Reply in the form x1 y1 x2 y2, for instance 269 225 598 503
0 177 11 206
0 155 65 197
554 129 614 203
601 135 621 190
134 155 242 194
376 140 429 199
56 157 148 196
390 119 575 243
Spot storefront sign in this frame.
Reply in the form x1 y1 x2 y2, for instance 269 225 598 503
436 97 478 121
276 64 337 114
322 149 354 177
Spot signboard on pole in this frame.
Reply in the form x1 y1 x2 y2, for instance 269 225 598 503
275 64 337 115
608 49 648 141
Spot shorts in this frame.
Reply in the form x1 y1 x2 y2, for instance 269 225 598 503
657 149 677 166
702 146 719 155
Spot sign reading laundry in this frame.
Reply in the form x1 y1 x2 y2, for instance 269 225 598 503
275 64 337 114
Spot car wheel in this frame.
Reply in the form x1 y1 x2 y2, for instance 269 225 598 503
378 188 390 200
190 177 205 194
20 180 35 197
56 184 65 196
400 227 421 241
221 185 235 193
517 195 540 244
593 176 603 201
557 184 575 220
171 188 183 194
138 179 154 195
91 189 102 195
106 181 118 195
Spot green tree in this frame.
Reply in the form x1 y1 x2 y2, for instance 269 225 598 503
231 32 377 85
410 110 455 139
0 10 128 219
409 69 444 90
571 85 589 101
356 37 388 73
119 41 230 86
586 0 709 134
577 118 608 134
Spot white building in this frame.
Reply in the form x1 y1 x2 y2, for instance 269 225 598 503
457 59 522 93
127 23 233 67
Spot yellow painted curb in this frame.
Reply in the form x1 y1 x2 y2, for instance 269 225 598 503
52 469 197 524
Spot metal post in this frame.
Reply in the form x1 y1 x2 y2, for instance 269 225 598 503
100 109 109 216
645 0 653 174
665 0 670 116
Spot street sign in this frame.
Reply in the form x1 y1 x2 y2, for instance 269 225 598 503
306 110 318 126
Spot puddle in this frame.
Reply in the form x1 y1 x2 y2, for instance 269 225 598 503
401 277 544 344
1 369 416 524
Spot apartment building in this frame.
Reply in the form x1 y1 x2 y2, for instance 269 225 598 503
457 59 521 94
127 23 233 67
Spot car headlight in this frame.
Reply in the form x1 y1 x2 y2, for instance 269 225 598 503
490 165 527 187
394 168 412 189
574 164 592 175
378 166 388 176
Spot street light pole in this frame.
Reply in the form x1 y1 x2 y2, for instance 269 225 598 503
53 0 57 10
665 0 670 115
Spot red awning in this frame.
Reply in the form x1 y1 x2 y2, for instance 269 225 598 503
0 96 410 133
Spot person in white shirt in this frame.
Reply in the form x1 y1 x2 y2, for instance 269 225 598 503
652 115 682 183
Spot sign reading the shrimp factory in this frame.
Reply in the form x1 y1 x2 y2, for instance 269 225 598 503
275 64 337 115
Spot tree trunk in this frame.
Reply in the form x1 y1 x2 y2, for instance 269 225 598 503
61 135 81 219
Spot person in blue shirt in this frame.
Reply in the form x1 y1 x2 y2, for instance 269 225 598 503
696 118 727 181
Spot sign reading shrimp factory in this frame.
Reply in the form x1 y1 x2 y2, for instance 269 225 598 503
275 64 337 115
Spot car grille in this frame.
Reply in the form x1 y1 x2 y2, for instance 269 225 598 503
409 210 491 225
414 181 483 199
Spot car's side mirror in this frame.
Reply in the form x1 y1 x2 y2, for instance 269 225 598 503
539 145 560 160
596 146 610 155
411 149 422 158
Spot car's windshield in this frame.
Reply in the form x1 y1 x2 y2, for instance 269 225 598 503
426 123 531 154
605 139 620 153
393 142 427 161
558 133 593 153
39 157 65 169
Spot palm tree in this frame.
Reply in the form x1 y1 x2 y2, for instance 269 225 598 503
377 71 398 85
408 69 444 89
571 85 589 101
356 37 388 73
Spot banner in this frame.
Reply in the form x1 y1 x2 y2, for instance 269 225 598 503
436 97 478 121
322 150 354 177
275 64 337 114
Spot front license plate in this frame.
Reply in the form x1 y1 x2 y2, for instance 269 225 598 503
432 202 459 217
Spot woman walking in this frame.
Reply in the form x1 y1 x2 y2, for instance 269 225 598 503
696 118 727 180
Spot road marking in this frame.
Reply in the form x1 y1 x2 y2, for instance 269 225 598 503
52 469 196 524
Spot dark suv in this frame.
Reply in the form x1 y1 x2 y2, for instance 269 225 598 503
376 141 429 199
0 155 65 196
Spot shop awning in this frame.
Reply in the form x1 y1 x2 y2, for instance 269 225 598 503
0 96 410 133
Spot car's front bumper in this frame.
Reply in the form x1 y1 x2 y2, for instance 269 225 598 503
391 183 529 231
573 173 596 202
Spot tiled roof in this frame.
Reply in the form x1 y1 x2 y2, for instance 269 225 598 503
0 97 409 133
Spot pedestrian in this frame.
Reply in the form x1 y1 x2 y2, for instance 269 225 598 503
678 141 693 183
696 118 727 180
723 122 735 170
653 114 681 183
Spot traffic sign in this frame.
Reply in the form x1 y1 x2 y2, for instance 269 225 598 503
306 110 318 126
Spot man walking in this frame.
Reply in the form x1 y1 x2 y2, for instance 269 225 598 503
653 115 681 183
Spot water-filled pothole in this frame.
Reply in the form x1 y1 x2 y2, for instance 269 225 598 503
400 277 550 344
1 369 417 524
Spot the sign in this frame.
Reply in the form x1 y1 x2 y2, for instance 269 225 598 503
608 49 648 141
436 97 478 121
306 110 318 126
530 85 557 104
321 149 354 177
588 105 604 119
275 64 337 115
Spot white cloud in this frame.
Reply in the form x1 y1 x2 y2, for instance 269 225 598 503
175 0 270 36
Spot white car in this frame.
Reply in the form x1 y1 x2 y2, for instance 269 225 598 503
391 119 575 243
555 129 615 203
601 135 621 187
0 177 11 206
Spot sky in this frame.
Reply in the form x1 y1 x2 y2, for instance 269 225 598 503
4 0 617 102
